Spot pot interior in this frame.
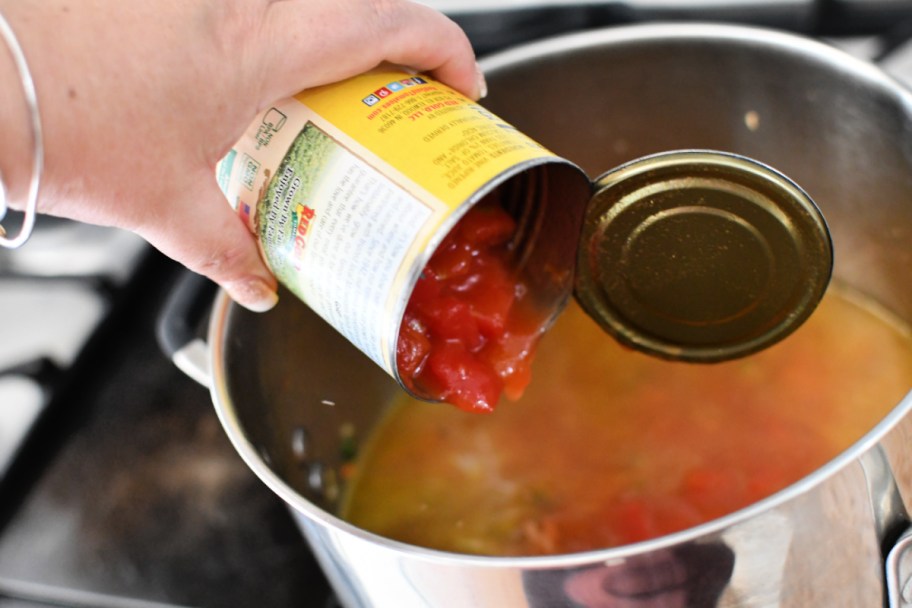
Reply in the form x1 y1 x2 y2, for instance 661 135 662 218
215 25 912 550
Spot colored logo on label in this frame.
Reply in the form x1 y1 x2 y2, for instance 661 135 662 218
361 76 428 106
292 203 317 268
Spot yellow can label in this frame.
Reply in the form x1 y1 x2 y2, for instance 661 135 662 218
296 72 550 211
217 71 561 374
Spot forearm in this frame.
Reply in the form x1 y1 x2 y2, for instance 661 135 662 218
0 0 148 222
0 0 91 219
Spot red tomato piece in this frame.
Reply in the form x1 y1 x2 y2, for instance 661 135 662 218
745 467 787 503
415 295 484 352
427 240 474 281
396 314 431 379
679 466 747 519
463 259 516 338
457 205 516 248
409 268 442 307
613 499 655 544
611 497 701 545
425 342 503 413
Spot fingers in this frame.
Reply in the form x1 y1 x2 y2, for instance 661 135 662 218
137 177 279 313
258 0 484 103
371 0 484 99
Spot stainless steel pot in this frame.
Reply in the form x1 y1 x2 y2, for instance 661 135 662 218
175 23 912 607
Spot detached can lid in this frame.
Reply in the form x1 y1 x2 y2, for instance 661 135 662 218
575 150 833 362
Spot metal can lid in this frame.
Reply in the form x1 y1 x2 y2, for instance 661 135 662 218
575 150 833 362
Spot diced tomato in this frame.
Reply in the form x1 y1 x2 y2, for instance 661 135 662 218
427 240 474 280
612 497 701 545
463 259 515 338
395 200 549 412
414 294 484 352
457 205 516 247
425 342 503 413
745 468 787 503
409 268 442 305
614 499 654 544
396 314 431 379
679 466 747 519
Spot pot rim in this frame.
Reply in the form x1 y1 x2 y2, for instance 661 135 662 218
478 20 898 89
209 22 912 568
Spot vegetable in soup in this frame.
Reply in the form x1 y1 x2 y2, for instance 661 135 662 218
344 287 912 556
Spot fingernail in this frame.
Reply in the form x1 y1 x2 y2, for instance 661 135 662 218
475 62 488 100
231 277 279 313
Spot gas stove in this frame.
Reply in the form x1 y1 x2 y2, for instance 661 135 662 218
3 2 912 607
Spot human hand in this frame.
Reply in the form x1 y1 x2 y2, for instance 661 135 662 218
0 0 483 311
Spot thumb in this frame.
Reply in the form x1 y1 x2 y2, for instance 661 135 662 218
138 178 279 313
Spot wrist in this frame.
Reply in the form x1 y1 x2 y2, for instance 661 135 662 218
0 3 36 210
0 1 43 247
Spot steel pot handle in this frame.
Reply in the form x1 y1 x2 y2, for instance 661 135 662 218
156 269 217 387
888 526 912 607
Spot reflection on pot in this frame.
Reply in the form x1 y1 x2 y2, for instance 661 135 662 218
523 544 734 608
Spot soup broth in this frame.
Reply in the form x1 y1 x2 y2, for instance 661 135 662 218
339 287 912 556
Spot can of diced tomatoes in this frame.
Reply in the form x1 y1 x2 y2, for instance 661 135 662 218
216 69 592 409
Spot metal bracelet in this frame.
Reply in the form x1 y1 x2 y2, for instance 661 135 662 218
0 7 43 249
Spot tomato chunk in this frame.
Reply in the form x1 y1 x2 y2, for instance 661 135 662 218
395 200 548 412
457 205 516 247
425 342 503 413
464 258 515 338
396 314 430 378
415 295 484 351
427 240 474 281
410 268 442 304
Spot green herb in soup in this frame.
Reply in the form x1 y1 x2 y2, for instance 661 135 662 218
339 287 912 556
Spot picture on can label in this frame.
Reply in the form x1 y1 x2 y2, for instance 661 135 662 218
257 122 336 284
256 120 433 370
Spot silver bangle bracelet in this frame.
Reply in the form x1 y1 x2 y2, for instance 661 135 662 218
0 7 43 249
